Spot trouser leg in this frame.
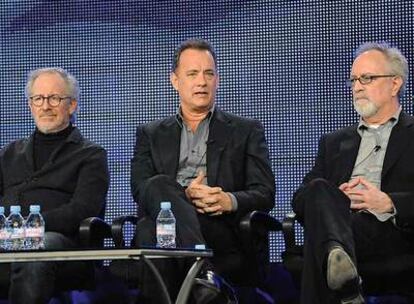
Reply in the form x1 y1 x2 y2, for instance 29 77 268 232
9 232 77 304
294 178 354 304
136 175 205 302
137 174 205 247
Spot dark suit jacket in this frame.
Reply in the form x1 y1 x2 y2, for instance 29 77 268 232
0 128 109 239
131 108 275 219
293 111 414 233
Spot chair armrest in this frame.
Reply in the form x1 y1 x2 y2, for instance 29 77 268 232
239 210 282 234
239 211 282 256
111 215 139 248
79 217 111 248
237 211 281 285
282 212 302 254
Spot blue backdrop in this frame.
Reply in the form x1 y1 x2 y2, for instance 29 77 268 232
0 0 413 262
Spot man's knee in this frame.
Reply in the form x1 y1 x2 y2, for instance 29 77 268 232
307 178 331 191
144 174 175 192
301 178 346 212
44 232 75 250
139 174 183 206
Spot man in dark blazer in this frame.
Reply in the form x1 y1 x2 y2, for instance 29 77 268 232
131 39 275 302
0 68 109 303
292 42 414 304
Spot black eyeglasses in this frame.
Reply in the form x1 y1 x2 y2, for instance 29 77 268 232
29 94 72 107
347 74 396 87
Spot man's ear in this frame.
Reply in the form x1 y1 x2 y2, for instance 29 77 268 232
391 76 403 97
69 99 78 115
170 72 178 91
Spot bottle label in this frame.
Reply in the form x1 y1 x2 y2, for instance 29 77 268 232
25 227 44 238
157 224 175 235
10 228 24 239
0 230 9 240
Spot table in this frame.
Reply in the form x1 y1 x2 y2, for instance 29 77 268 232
0 248 213 304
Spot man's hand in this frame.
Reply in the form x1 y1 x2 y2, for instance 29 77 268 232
185 171 233 216
339 177 394 214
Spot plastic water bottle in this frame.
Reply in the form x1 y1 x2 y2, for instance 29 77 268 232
0 207 9 251
7 205 25 251
25 205 45 250
156 201 176 248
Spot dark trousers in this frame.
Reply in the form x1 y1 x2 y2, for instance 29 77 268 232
293 178 413 304
9 232 91 304
135 174 241 303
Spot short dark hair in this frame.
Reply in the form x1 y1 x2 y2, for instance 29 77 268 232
171 39 217 72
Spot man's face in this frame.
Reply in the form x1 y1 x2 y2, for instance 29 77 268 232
170 48 219 113
350 50 401 120
29 73 77 134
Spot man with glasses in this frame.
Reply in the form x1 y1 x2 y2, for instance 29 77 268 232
0 68 109 303
292 42 413 304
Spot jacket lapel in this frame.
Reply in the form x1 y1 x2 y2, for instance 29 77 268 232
158 117 181 178
206 110 232 185
382 112 414 178
337 126 360 183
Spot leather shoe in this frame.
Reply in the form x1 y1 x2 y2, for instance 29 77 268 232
326 246 364 304
192 269 238 304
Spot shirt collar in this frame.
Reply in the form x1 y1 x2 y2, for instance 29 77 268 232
358 106 401 131
175 104 215 128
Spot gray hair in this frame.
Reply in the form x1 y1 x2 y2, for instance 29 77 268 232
26 67 80 122
354 42 408 98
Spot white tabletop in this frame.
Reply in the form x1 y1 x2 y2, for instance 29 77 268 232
0 247 213 263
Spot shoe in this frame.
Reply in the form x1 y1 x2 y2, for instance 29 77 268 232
326 246 364 304
192 269 238 304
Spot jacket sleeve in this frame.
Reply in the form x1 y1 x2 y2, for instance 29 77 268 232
131 125 156 202
292 134 327 222
231 121 275 217
42 147 109 236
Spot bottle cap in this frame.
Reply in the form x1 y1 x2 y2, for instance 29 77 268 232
29 205 41 213
10 205 21 213
160 201 171 210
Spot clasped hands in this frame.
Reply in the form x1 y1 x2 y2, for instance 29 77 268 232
185 171 233 216
339 177 394 214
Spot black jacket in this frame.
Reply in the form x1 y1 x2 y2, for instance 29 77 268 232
0 127 109 239
293 112 414 233
131 108 275 220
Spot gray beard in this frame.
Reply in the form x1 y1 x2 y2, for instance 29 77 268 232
353 99 379 119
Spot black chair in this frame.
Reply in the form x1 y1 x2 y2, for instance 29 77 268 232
281 212 414 302
0 217 111 304
110 211 282 303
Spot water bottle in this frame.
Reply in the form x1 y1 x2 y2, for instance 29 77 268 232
156 201 176 248
25 205 45 250
7 205 25 251
0 207 9 251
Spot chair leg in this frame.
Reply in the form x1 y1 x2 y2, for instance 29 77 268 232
50 291 73 304
235 287 275 304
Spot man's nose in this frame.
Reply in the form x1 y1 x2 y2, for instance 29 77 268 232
353 79 364 93
41 97 51 110
196 74 207 86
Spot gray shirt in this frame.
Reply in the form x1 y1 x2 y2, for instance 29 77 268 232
175 110 211 187
175 106 238 211
350 107 401 221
